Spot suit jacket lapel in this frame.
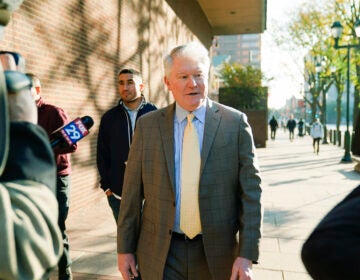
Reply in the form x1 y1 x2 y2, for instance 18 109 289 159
159 104 176 193
201 100 221 175
157 101 221 191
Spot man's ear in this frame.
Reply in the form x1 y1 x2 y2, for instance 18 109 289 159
139 83 144 92
164 76 171 90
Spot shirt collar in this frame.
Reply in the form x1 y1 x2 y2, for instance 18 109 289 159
175 98 207 124
120 96 145 112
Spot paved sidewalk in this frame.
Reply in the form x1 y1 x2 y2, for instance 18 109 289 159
254 130 359 279
50 192 120 279
51 130 360 279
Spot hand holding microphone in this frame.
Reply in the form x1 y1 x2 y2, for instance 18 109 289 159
50 116 94 148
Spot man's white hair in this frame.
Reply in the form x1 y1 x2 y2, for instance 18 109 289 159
163 41 210 78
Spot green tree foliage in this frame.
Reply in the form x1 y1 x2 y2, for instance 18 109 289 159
288 2 335 50
218 62 268 110
220 62 263 88
287 1 340 123
283 0 360 128
335 0 360 125
274 0 360 134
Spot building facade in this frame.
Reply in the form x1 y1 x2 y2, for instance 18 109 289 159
2 0 213 210
212 34 262 68
3 0 266 211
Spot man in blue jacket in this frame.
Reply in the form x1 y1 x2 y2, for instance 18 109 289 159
97 68 157 223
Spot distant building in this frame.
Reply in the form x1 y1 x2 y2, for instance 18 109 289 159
210 34 262 99
212 34 262 68
285 96 305 120
212 34 266 147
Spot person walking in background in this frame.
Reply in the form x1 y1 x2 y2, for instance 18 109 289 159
298 118 305 137
28 73 77 280
96 68 157 223
117 42 263 280
269 115 279 140
286 114 297 141
310 118 323 155
281 119 286 132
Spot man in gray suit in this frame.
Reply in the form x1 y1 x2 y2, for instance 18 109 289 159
117 41 263 280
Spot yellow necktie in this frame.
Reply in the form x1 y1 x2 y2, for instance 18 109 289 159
180 113 201 239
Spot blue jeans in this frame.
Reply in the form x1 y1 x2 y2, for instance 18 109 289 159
107 194 121 223
57 175 71 275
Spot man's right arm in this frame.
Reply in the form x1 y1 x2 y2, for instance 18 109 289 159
96 118 111 192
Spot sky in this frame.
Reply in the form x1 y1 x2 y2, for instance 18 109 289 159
262 0 310 109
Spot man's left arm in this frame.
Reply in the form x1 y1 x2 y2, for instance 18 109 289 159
237 112 263 262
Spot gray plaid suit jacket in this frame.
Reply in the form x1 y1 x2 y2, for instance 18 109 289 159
117 99 263 280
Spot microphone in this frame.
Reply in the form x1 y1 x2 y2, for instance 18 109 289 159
50 116 94 148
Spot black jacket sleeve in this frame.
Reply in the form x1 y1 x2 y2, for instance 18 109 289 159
0 122 56 192
301 185 360 280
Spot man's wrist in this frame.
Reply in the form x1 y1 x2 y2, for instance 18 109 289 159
104 188 112 196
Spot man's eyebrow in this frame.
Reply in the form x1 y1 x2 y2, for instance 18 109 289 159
118 78 135 82
175 70 203 75
175 72 187 76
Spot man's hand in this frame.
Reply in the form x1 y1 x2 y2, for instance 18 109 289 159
230 257 253 280
118 253 138 280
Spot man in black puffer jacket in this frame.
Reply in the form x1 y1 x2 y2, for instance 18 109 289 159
97 68 157 223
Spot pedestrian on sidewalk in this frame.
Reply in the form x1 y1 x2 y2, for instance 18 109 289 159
281 119 286 132
96 68 157 223
302 184 360 280
286 114 296 141
28 73 76 280
269 115 279 140
117 42 263 280
310 118 323 155
298 118 305 137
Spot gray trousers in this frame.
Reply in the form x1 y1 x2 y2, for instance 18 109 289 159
163 234 212 280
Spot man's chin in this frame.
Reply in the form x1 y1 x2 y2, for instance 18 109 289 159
183 98 206 111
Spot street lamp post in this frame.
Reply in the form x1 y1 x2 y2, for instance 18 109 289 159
331 20 360 162
315 60 329 144
322 88 328 144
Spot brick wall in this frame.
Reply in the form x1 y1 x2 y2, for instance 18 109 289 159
2 0 212 211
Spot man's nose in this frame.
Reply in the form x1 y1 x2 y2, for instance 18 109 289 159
187 76 197 87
